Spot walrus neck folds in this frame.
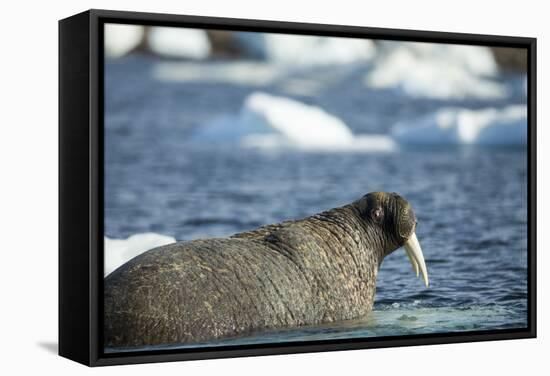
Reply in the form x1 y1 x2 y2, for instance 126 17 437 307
311 205 388 266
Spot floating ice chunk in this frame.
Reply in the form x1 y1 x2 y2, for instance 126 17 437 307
392 105 527 146
365 42 507 99
241 92 354 147
104 233 176 277
241 133 395 152
437 44 498 76
154 61 283 86
235 32 376 66
153 61 327 95
148 27 211 59
193 114 273 142
197 92 395 152
351 135 396 151
104 24 144 58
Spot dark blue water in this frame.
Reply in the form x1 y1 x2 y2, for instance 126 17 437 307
104 55 528 351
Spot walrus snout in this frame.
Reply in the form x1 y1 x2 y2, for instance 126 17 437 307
392 192 417 242
390 193 429 287
356 192 428 287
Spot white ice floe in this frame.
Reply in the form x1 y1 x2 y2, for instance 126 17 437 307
153 61 329 96
235 32 376 67
104 24 144 58
241 133 396 152
242 92 354 146
365 42 507 99
148 27 211 59
154 61 283 86
197 92 396 152
104 233 176 277
392 105 527 146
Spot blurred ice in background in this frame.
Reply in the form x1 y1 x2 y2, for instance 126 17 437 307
104 24 144 58
234 32 376 66
365 42 506 99
148 27 211 59
104 24 527 151
103 24 528 347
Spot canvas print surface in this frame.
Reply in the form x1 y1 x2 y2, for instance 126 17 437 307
102 23 528 352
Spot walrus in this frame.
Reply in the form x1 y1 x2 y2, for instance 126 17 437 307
104 192 428 348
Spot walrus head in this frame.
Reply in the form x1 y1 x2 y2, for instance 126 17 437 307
355 192 429 287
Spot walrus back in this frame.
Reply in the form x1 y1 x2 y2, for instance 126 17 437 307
104 237 317 348
104 206 381 348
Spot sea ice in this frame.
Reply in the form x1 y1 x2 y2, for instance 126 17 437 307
148 27 211 59
197 92 396 152
235 32 376 66
392 105 527 146
104 233 176 277
365 42 507 99
104 24 144 58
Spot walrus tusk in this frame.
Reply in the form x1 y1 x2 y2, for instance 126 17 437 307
404 232 429 287
405 246 419 277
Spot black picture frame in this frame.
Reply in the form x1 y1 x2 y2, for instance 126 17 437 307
59 8 537 367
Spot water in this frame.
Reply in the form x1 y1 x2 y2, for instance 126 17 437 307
104 55 528 352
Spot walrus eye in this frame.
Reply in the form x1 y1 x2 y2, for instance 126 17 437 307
371 208 383 222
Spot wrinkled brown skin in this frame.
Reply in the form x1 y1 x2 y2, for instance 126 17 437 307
104 192 416 348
